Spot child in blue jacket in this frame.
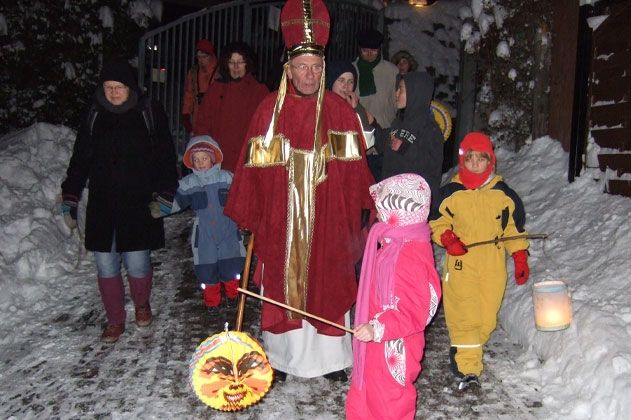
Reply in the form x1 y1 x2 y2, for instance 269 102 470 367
151 135 245 312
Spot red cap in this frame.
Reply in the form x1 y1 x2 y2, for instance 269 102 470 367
458 132 496 190
196 39 215 56
183 141 223 169
281 0 330 59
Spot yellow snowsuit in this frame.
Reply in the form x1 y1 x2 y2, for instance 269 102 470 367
430 173 528 376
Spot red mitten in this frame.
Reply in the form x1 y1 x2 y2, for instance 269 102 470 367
182 114 193 133
512 250 529 285
440 229 468 256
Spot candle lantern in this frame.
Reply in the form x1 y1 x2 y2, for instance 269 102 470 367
532 280 572 331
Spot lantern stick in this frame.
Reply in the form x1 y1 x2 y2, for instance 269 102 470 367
237 287 355 334
466 233 548 249
235 233 255 332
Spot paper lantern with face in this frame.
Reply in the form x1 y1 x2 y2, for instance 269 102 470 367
190 330 273 411
430 100 452 141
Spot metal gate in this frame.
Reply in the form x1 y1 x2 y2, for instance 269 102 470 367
138 0 382 152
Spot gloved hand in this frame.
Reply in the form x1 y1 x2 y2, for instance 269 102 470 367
61 194 78 229
149 192 174 218
512 249 529 285
182 114 193 133
440 229 468 256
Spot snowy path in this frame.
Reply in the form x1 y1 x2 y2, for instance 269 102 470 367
0 214 548 419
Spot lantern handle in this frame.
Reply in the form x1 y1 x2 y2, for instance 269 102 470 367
235 232 255 332
465 233 548 249
237 287 354 334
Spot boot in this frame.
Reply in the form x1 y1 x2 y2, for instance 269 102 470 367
223 279 240 307
97 275 126 343
128 271 153 327
202 283 222 308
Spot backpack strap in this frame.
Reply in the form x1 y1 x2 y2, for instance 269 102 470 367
87 103 99 137
88 96 155 137
140 96 155 137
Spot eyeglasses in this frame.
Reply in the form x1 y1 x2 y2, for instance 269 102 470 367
228 60 246 66
290 63 324 74
103 84 128 94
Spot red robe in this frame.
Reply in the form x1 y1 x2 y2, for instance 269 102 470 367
194 73 268 172
225 90 374 336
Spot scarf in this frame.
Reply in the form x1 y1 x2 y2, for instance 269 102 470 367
352 221 431 390
356 54 381 97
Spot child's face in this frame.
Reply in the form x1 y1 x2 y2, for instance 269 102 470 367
463 150 491 174
397 58 410 75
394 79 407 109
192 151 214 171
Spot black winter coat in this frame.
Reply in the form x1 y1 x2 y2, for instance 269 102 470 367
374 71 444 200
62 94 178 252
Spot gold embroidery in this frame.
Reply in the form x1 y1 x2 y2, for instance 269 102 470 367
244 135 290 166
284 149 317 317
325 131 362 160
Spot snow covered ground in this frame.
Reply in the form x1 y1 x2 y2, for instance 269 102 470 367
0 123 630 419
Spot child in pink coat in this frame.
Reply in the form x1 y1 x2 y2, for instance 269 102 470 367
346 173 442 420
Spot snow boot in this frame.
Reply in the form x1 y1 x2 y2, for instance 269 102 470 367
202 283 222 309
457 374 481 392
97 275 126 343
223 279 240 308
128 271 153 327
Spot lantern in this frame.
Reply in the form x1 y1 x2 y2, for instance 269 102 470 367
532 280 572 331
190 329 273 411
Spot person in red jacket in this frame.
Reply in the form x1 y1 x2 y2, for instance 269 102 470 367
194 42 268 172
181 39 218 135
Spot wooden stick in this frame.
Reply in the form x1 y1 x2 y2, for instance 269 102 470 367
237 287 354 334
235 233 255 332
465 233 548 249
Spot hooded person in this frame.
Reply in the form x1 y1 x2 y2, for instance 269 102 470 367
346 173 441 420
149 135 245 312
374 71 444 208
430 132 530 392
224 0 375 382
194 42 269 172
61 59 178 343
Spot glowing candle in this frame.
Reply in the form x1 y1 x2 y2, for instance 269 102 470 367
533 280 572 331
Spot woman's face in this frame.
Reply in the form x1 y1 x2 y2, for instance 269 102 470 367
397 58 410 75
103 81 130 106
332 72 355 98
227 52 247 79
394 79 406 109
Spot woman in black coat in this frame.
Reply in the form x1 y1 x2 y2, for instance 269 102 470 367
61 59 178 343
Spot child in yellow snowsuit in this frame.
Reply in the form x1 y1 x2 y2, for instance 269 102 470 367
430 132 530 392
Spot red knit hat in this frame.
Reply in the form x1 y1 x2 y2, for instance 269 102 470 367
196 39 215 56
458 132 496 190
281 0 330 59
183 141 223 169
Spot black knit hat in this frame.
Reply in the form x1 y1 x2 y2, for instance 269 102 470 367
99 59 138 91
325 60 357 91
357 28 384 49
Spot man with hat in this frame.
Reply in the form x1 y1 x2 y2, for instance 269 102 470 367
353 28 399 129
225 0 374 381
181 38 218 135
